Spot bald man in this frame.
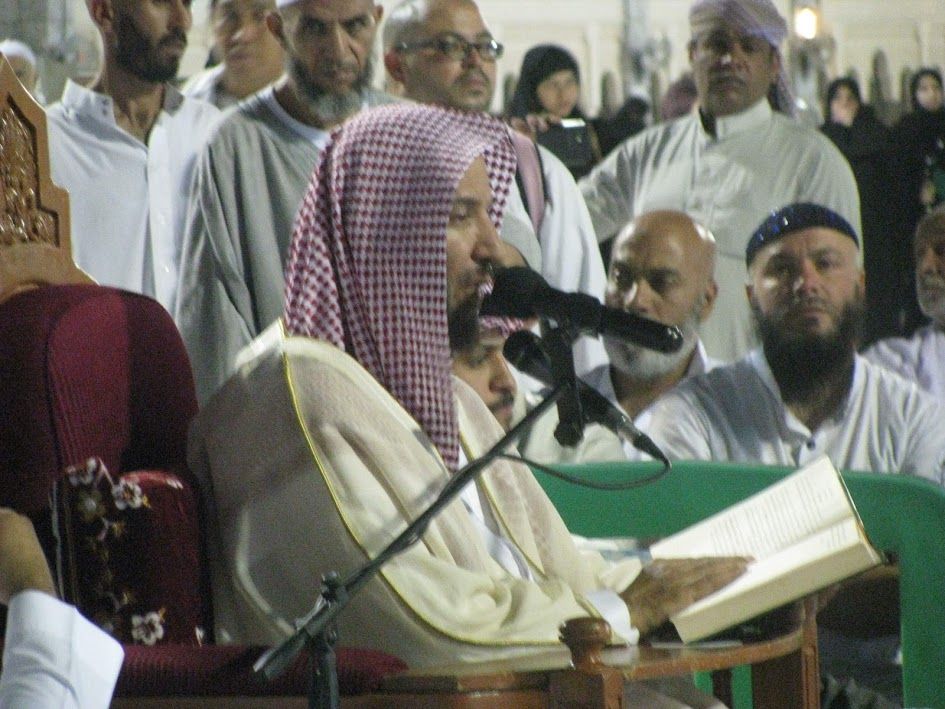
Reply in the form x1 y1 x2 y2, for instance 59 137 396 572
517 210 720 463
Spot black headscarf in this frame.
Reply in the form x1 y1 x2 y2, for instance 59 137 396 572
507 44 583 119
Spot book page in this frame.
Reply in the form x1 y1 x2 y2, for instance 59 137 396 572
651 456 853 560
670 517 882 642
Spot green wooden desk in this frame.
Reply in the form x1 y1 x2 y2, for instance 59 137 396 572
536 461 945 708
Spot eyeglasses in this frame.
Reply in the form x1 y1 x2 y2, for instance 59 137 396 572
396 34 504 62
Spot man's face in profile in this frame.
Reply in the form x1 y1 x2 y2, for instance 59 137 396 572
452 329 516 430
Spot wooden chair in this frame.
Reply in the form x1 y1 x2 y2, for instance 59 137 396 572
0 54 405 705
0 54 90 303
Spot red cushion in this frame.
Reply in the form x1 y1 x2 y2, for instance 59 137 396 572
0 285 198 514
116 644 407 697
54 459 210 645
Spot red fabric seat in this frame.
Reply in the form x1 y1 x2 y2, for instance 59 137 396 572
0 283 405 699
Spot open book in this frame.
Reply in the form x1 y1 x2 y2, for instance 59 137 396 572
649 455 883 643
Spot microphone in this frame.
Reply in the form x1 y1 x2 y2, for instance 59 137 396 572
481 267 683 353
504 330 669 464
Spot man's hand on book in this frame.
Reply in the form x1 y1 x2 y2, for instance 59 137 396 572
619 557 750 637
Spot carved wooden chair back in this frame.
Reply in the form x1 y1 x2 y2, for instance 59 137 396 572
0 55 90 304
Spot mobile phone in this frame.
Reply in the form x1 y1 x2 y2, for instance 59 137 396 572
536 118 595 171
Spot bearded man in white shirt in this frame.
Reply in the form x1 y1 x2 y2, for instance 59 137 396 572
383 0 609 378
865 209 945 396
46 0 220 316
648 203 945 703
648 202 945 481
176 0 398 405
579 0 860 363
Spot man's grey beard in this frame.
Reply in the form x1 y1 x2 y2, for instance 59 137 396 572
604 311 700 382
289 55 373 124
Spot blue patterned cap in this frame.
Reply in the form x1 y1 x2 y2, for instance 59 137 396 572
746 203 859 267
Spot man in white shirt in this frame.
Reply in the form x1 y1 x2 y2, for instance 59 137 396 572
518 210 721 464
46 0 220 315
648 202 945 481
177 0 397 404
579 0 860 363
865 209 945 396
0 508 123 709
451 323 518 431
383 0 609 377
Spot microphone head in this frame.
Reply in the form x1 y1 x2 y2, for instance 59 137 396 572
480 267 548 319
503 330 558 387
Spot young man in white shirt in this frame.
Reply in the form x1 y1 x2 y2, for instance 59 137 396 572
46 0 220 315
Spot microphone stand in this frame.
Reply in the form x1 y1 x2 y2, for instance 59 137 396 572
254 378 571 709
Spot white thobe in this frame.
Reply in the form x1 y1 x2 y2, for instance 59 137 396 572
647 350 945 484
0 591 123 709
863 324 945 398
502 145 609 376
579 99 860 362
46 81 219 315
516 340 717 464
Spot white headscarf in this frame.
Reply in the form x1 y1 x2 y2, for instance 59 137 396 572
689 0 795 116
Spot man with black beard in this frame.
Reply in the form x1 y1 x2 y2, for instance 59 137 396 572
647 204 945 704
646 202 945 481
176 0 397 404
516 210 721 463
47 0 220 315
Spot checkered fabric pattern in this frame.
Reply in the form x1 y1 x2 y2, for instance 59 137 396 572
283 104 517 471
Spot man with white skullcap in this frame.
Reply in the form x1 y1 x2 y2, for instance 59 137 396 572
176 0 397 404
46 0 219 315
190 103 743 707
0 39 43 102
580 0 861 363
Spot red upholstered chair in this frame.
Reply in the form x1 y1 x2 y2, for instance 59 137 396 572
0 55 406 704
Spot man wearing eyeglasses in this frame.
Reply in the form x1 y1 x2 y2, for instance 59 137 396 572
580 0 860 365
177 0 398 404
383 0 610 379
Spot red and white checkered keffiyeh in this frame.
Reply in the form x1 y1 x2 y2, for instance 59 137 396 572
283 104 517 472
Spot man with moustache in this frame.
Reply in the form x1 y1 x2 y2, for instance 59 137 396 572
451 323 518 431
647 203 945 482
383 0 609 378
517 211 720 463
182 0 285 109
47 0 220 315
865 209 945 397
177 0 395 404
190 104 741 707
580 0 859 364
